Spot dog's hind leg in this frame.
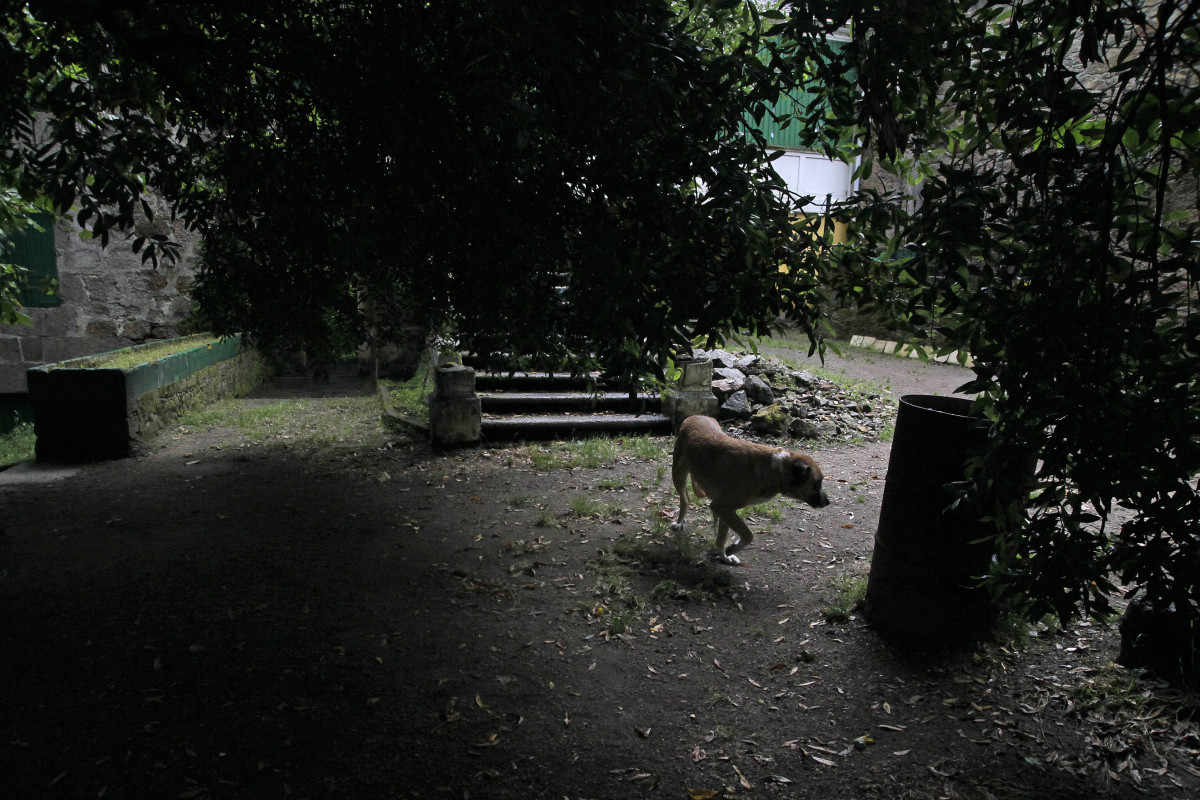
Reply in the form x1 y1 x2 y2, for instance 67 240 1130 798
670 458 690 531
712 506 755 565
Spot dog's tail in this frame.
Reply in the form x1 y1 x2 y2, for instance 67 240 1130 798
692 479 706 498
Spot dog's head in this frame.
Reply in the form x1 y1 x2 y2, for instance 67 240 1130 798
785 453 830 509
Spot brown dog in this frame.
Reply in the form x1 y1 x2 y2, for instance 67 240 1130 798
670 415 830 565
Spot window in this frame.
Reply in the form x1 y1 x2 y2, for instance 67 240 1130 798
3 212 59 308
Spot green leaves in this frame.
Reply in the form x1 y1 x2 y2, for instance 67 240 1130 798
767 0 1200 637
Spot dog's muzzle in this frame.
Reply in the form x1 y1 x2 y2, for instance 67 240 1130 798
808 490 831 508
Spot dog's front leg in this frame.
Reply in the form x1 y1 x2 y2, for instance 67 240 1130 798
713 506 754 565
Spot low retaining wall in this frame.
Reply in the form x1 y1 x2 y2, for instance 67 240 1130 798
28 334 267 463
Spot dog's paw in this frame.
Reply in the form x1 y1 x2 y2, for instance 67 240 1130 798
670 522 684 531
720 552 741 566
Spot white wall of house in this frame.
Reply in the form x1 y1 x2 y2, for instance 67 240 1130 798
768 149 855 213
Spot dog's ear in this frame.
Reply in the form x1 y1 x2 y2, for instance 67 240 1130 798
791 460 813 485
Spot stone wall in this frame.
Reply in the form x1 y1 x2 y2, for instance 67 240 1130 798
127 348 268 443
0 195 201 394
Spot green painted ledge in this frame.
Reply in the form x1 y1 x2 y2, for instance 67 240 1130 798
27 334 267 463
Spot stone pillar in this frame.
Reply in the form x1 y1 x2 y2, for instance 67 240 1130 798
664 358 719 431
429 364 481 448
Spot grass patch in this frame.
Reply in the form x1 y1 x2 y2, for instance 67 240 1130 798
176 396 386 450
569 495 625 520
380 365 433 425
69 335 221 370
0 421 35 468
745 502 784 523
586 549 646 635
523 435 670 471
824 570 868 623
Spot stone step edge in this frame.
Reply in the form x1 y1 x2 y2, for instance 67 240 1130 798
480 413 672 438
478 391 660 411
848 335 974 368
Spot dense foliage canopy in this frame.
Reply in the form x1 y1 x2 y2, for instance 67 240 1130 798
1 0 822 382
774 0 1199 637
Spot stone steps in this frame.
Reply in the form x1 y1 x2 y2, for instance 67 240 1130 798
476 373 670 440
480 412 672 441
477 390 659 414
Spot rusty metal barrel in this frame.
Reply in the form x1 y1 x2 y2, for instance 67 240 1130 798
863 395 998 648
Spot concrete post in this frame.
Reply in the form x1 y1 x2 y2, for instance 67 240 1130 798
429 364 481 448
664 358 718 431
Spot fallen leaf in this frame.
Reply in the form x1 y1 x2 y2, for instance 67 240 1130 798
731 762 753 789
687 790 719 800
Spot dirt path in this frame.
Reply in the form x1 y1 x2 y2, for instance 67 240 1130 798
1 345 1195 799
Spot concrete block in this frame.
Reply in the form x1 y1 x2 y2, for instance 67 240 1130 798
0 363 29 394
665 390 718 430
0 337 20 362
434 364 476 398
19 336 45 363
676 358 712 389
430 365 481 448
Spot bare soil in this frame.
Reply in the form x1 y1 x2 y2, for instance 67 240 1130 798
2 345 1197 799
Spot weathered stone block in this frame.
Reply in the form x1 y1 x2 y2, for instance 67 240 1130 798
429 364 481 448
18 336 44 362
435 364 476 397
665 358 718 430
0 363 29 394
676 358 712 389
0 337 21 362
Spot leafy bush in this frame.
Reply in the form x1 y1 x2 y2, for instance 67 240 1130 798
771 1 1199 643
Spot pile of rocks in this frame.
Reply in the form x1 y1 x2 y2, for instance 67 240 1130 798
694 348 895 443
